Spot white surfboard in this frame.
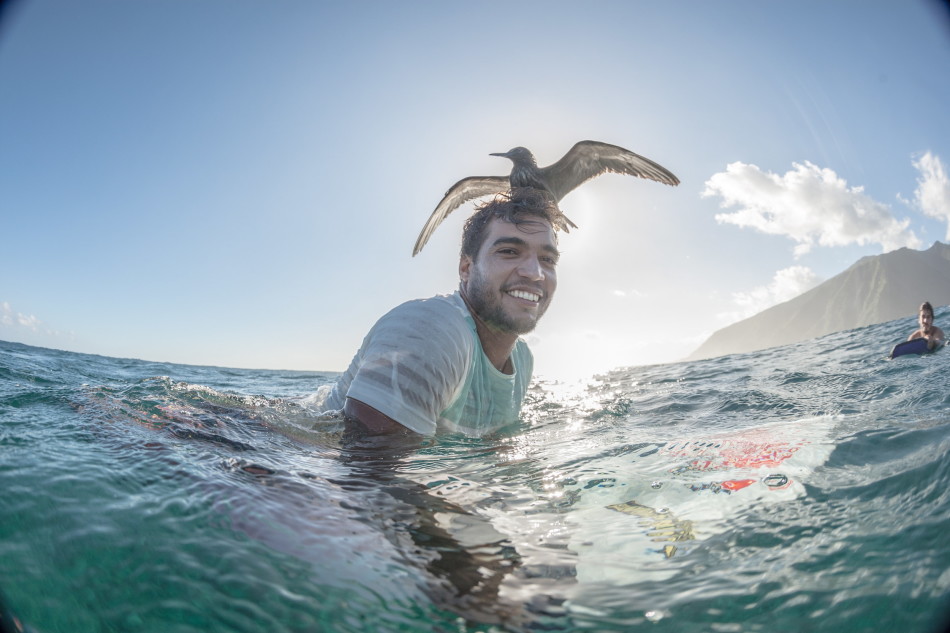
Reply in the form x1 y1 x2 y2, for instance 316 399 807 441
567 416 837 584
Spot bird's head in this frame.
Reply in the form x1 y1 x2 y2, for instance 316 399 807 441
490 146 536 167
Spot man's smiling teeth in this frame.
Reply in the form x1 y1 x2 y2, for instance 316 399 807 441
508 290 540 302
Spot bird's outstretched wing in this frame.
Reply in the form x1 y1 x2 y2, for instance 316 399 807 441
543 140 680 201
412 176 508 256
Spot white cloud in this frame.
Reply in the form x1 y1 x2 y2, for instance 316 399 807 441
1 301 59 336
2 302 19 328
703 161 921 256
611 289 645 299
912 151 950 239
17 313 41 330
2 301 40 331
720 265 822 323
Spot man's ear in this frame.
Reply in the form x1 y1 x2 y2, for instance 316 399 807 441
459 255 472 284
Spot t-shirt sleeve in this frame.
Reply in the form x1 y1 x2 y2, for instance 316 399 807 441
343 297 472 435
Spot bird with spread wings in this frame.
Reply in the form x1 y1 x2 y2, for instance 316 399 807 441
412 140 680 256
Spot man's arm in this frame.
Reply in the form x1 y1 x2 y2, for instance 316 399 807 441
343 397 412 436
338 398 522 623
928 326 946 349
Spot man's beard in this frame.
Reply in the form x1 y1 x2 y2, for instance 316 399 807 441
465 268 548 335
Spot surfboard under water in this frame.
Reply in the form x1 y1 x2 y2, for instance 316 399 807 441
566 416 836 584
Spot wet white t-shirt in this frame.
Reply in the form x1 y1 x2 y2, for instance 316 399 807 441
323 292 533 436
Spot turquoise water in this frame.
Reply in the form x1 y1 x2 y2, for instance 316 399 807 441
2 311 950 633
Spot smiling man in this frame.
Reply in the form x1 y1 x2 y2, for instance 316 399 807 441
324 188 562 437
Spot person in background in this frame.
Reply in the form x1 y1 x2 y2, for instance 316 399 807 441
908 301 946 350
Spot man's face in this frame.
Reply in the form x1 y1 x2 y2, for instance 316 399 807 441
460 217 558 335
919 309 934 333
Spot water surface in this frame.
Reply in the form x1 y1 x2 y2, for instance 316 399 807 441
2 314 949 632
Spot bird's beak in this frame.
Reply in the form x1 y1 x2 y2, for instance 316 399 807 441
489 151 509 158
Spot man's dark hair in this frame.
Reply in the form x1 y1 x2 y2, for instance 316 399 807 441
460 187 563 259
920 301 935 317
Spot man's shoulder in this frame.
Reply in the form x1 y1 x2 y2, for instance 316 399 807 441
383 292 468 323
368 292 473 347
513 336 534 370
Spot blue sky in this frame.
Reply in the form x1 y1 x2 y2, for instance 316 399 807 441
2 0 949 380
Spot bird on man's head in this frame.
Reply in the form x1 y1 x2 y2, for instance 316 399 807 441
412 139 680 256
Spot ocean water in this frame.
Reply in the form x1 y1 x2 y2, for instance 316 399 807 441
2 312 950 633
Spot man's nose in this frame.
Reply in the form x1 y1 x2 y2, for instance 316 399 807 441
517 256 544 280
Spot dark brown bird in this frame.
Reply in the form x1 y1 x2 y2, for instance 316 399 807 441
412 140 680 256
